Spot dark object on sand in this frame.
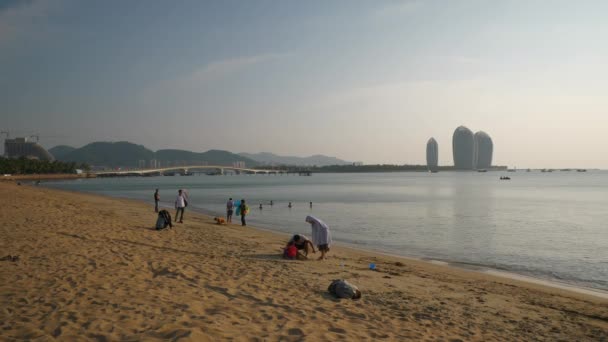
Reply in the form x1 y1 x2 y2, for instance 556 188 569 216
1 255 19 262
156 210 173 230
328 279 361 299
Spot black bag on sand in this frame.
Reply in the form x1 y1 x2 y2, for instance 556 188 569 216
156 210 173 230
328 279 362 299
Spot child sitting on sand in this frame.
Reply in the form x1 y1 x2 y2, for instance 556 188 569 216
283 242 298 260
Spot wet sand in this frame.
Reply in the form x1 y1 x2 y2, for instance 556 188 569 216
1 182 607 341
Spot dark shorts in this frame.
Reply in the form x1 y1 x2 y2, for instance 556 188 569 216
318 244 329 252
227 209 233 216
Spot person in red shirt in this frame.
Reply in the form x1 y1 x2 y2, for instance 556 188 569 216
283 242 298 260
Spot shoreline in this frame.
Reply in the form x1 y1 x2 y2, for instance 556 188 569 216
151 198 608 299
40 179 608 299
2 182 607 340
1 173 96 182
38 182 608 300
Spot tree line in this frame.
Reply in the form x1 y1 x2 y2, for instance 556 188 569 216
0 157 90 174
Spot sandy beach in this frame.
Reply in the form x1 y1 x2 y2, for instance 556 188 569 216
1 182 607 341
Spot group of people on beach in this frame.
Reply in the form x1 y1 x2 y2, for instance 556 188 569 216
153 189 332 260
154 188 188 224
283 216 332 260
225 198 249 226
226 198 332 260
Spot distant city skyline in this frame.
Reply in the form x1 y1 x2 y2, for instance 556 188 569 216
2 1 608 168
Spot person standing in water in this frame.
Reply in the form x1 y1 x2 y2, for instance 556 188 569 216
154 189 160 212
309 201 312 209
226 197 234 223
239 199 249 226
305 216 332 260
288 202 292 208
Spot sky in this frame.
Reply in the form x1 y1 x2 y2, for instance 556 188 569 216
1 0 608 168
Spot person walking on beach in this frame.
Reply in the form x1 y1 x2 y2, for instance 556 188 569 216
226 198 234 223
154 189 160 213
239 199 249 226
305 216 332 260
288 202 292 208
175 189 187 223
309 201 312 209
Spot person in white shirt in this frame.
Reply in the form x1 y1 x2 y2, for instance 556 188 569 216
175 189 187 223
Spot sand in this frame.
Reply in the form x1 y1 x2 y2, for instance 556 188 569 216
1 182 607 341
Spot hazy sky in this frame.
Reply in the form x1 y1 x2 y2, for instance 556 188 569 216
1 0 607 168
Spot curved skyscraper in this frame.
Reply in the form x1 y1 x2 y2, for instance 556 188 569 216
474 131 493 169
426 138 438 171
452 126 474 170
4 137 54 161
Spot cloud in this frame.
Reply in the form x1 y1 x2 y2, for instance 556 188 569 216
141 52 291 102
182 53 290 85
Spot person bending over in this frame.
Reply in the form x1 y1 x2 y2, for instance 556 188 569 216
287 234 316 257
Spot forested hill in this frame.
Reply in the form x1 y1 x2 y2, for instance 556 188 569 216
51 142 258 168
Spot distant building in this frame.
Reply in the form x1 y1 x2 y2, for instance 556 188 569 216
452 126 475 170
426 138 438 171
138 160 146 169
352 161 364 166
474 131 493 169
4 137 54 161
233 161 246 168
149 159 160 169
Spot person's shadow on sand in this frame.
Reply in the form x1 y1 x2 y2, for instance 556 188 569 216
243 253 293 262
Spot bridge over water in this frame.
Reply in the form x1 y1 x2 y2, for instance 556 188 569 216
93 165 310 177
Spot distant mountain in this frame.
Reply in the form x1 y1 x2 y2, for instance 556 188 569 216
154 149 258 167
52 142 258 168
239 152 350 166
48 145 76 159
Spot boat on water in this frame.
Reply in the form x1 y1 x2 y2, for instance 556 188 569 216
477 169 487 173
500 176 511 180
577 169 587 172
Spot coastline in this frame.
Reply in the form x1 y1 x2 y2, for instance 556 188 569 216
1 182 607 340
1 173 96 182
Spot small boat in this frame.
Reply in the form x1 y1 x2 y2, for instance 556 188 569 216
500 176 511 180
477 169 487 173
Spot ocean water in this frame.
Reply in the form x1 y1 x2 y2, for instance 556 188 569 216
43 171 608 291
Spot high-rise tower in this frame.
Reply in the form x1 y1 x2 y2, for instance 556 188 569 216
474 131 493 169
452 126 474 170
426 138 438 171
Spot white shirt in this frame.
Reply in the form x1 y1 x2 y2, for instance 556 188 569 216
175 194 186 208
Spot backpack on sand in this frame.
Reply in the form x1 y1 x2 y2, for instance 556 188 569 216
156 210 173 230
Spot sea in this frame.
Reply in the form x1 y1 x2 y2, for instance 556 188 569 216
43 171 608 292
